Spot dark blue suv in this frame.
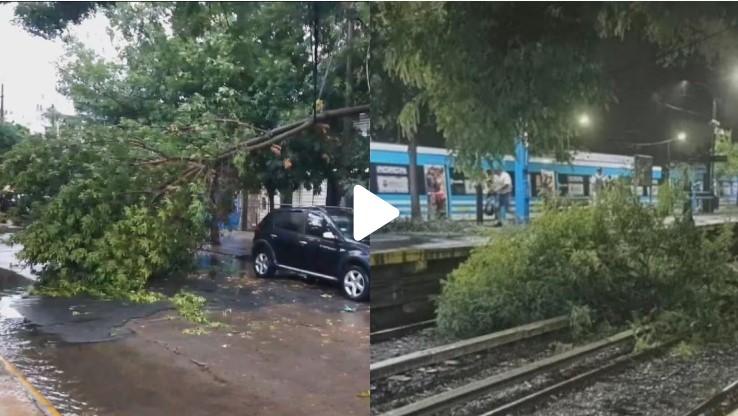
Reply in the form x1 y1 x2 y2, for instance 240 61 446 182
251 207 370 301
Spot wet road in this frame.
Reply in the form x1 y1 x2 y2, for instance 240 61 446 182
0 240 369 415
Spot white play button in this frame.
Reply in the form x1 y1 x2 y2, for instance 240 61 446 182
353 185 399 241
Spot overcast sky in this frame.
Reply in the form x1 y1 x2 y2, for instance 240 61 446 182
0 3 115 132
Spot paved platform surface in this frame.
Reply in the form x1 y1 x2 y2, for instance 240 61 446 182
0 361 46 416
203 214 738 258
201 230 253 259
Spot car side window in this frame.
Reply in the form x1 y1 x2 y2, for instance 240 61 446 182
305 212 328 238
272 211 304 233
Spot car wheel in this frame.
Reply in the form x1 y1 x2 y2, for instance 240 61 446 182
342 265 369 301
253 248 275 278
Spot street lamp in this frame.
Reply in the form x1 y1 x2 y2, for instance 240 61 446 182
667 132 687 170
578 114 591 127
570 113 592 148
676 80 721 212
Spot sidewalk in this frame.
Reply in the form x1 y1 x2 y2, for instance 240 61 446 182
201 213 738 258
0 356 58 416
201 230 253 259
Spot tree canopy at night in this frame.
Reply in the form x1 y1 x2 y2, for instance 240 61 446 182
373 2 738 174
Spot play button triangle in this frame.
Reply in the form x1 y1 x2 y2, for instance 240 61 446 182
353 185 399 241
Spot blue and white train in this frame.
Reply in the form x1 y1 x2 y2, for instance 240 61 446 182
369 141 669 220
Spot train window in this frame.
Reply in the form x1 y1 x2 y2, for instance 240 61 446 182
531 172 540 197
558 174 590 197
449 168 477 195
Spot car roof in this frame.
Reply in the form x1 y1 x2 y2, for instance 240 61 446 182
271 206 353 213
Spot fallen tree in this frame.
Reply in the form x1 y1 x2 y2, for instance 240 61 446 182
436 181 738 344
1 105 368 298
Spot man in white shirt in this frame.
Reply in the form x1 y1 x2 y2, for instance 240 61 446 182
591 168 606 203
490 166 513 224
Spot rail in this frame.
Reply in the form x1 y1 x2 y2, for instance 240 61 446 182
371 316 568 380
377 329 634 416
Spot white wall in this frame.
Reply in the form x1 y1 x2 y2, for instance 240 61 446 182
249 180 329 226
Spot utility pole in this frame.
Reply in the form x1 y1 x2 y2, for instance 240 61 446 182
329 4 354 207
0 83 4 125
706 98 719 213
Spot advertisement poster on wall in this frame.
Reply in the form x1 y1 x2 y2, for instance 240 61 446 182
535 170 556 197
376 175 409 194
370 164 414 194
424 165 447 195
424 165 448 217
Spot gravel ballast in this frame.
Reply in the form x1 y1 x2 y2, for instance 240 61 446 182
523 346 738 416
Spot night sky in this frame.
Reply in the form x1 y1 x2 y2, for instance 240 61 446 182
587 34 734 166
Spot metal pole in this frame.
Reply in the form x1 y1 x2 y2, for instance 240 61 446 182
706 98 718 212
475 183 483 225
515 135 530 224
0 83 4 125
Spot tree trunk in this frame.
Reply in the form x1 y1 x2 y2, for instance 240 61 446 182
408 135 422 221
326 175 342 206
239 191 249 231
268 188 275 211
209 173 221 246
326 8 353 210
280 188 293 206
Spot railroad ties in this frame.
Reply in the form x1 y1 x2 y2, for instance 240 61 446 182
371 316 691 416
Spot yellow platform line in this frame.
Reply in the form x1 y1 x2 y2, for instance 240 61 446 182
0 355 61 416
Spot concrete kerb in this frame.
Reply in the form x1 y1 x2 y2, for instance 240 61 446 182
0 354 61 416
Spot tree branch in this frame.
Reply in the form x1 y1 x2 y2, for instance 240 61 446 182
134 158 204 167
215 104 369 161
214 118 267 133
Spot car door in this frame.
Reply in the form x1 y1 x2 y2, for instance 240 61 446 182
270 210 307 269
303 211 343 278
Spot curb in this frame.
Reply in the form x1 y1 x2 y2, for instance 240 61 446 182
199 248 250 261
0 355 61 416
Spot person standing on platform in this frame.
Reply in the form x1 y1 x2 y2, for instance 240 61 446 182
491 164 513 225
591 168 606 203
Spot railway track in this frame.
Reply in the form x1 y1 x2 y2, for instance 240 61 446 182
476 339 675 416
373 329 636 416
371 316 569 379
682 378 738 416
371 320 437 344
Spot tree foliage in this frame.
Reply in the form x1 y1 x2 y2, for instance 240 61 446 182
12 1 112 39
373 3 738 175
0 122 29 157
715 129 738 179
437 182 738 344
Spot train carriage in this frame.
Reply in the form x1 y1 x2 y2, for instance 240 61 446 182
370 142 665 220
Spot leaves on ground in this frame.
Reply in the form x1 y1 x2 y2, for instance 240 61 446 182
183 327 211 336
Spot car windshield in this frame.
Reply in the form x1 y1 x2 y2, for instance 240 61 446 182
327 211 355 241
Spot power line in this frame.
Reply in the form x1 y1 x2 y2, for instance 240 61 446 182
609 22 738 77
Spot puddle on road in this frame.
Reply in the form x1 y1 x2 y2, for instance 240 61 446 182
0 252 367 416
0 268 98 416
